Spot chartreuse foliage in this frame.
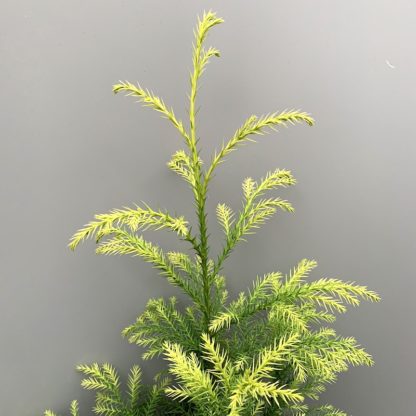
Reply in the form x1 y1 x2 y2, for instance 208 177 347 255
45 10 379 416
44 365 171 416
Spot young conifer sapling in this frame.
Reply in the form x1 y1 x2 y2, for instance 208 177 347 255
44 11 379 416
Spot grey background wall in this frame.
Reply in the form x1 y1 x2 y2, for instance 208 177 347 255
1 0 415 414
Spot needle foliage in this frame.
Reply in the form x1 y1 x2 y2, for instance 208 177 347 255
45 11 379 416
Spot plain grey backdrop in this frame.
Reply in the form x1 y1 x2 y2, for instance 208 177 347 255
1 0 415 414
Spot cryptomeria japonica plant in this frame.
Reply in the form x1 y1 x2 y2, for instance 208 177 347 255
44 11 379 416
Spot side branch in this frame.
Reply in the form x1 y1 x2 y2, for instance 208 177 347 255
96 229 200 301
205 110 314 184
113 81 191 146
213 169 296 276
69 204 190 250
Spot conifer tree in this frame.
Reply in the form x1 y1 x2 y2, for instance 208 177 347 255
45 11 379 416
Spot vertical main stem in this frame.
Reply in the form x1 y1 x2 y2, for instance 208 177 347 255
197 187 211 331
189 54 211 332
188 13 224 330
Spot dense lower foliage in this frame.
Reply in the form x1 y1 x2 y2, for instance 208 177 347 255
44 11 379 416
